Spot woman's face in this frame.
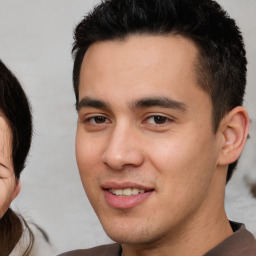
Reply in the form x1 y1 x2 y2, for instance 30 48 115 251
0 115 20 218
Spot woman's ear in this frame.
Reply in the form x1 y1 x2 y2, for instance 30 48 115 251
217 106 249 166
11 180 21 201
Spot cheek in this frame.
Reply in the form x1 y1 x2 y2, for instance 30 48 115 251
76 130 99 168
0 185 8 217
149 131 217 195
75 134 106 214
75 131 103 189
0 177 16 218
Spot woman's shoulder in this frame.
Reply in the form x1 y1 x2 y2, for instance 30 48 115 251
9 218 56 256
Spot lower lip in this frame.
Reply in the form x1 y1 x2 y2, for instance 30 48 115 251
104 190 153 209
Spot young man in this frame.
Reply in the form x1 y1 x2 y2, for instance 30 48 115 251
60 0 256 255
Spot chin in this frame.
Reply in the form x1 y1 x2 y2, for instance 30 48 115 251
107 233 148 245
102 221 158 245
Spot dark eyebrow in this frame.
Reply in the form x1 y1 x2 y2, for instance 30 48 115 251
132 97 188 112
76 97 110 111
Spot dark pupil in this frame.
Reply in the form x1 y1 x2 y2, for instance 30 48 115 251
95 116 106 123
154 116 166 124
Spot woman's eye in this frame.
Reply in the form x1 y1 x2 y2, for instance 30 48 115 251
146 116 170 124
88 116 110 124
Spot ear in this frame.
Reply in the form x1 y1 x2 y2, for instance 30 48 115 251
217 106 249 166
11 180 21 201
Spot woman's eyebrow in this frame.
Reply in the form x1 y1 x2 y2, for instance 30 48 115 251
131 97 188 112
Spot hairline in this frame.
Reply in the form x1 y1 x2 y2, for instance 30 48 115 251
74 31 219 133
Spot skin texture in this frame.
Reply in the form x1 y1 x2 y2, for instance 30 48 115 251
0 115 20 218
76 35 249 256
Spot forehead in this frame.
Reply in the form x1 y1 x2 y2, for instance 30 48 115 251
79 34 209 109
0 115 12 145
0 115 12 166
0 115 10 134
82 34 198 78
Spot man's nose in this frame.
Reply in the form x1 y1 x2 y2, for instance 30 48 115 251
101 124 144 170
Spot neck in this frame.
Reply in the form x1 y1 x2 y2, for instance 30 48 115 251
122 168 233 256
122 217 232 256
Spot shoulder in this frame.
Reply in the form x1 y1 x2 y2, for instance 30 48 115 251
10 219 55 256
205 222 256 256
58 243 121 256
28 223 56 256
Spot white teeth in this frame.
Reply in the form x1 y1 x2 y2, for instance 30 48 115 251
115 189 123 196
109 188 145 196
123 188 132 196
132 188 139 194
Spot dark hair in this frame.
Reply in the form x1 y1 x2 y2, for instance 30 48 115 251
72 0 247 182
0 59 33 255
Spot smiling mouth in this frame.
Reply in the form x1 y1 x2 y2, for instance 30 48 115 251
109 188 146 196
104 185 154 208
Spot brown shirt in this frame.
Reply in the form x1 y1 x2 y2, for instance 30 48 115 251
204 222 256 256
59 222 256 256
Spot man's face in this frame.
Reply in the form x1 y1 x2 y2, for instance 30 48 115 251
76 35 223 245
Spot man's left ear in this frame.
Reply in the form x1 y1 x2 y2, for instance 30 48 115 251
217 106 250 166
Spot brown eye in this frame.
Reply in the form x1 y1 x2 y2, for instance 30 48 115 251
147 116 169 124
94 116 106 124
154 116 167 124
88 116 110 124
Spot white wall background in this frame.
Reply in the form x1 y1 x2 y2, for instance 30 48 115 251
0 0 255 254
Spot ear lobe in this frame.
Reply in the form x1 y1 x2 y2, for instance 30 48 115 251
11 180 21 201
218 106 249 166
